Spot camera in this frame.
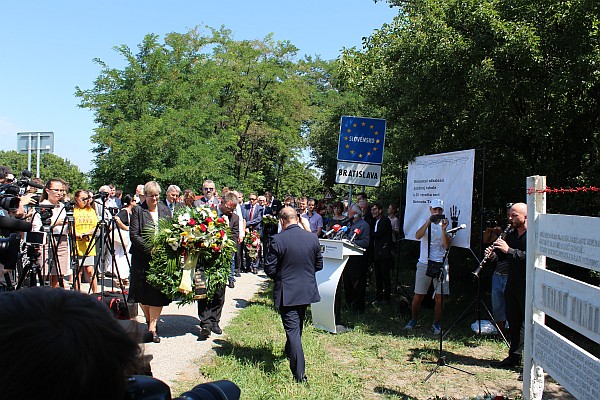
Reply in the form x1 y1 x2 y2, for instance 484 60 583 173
430 214 446 223
0 184 21 211
125 375 240 400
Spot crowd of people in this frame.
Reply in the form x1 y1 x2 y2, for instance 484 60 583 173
0 164 528 384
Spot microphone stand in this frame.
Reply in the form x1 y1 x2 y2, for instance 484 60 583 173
441 247 509 347
423 231 474 382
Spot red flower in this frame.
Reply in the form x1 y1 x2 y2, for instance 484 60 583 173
199 224 207 232
217 217 225 224
205 217 213 223
219 230 225 237
214 246 220 252
188 218 197 226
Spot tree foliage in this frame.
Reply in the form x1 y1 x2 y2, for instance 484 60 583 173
76 27 321 197
0 151 88 190
332 0 600 214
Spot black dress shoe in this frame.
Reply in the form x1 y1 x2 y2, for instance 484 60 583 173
211 324 223 334
491 355 520 369
252 268 258 274
200 326 211 337
294 374 308 384
228 280 235 289
234 271 241 277
151 331 160 343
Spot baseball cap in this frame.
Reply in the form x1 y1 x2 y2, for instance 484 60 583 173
430 199 444 210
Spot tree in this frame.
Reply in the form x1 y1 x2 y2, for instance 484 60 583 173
337 0 600 214
0 151 88 190
76 27 319 197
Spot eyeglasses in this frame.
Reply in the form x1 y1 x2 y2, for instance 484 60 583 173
204 187 215 192
249 197 257 201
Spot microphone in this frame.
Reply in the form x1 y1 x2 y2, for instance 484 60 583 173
349 228 361 243
26 180 45 190
334 225 348 239
323 224 341 237
446 224 467 234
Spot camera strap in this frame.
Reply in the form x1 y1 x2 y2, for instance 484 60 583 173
427 224 431 261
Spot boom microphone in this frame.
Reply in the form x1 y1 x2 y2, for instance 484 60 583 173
349 228 361 243
446 224 467 234
324 224 341 237
0 215 33 232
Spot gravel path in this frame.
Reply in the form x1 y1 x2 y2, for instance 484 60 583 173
132 272 268 386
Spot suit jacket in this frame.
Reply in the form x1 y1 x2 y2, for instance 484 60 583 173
161 199 183 216
193 196 220 209
373 216 394 261
129 200 172 263
247 204 265 234
264 224 323 307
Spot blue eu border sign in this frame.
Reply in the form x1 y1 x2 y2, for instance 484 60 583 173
337 116 385 165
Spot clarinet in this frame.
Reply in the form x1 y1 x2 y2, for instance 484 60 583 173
472 224 511 278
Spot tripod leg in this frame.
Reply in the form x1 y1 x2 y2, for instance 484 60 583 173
441 297 478 340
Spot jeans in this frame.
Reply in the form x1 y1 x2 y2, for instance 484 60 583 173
491 272 508 321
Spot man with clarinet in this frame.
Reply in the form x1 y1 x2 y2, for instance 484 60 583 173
488 202 527 369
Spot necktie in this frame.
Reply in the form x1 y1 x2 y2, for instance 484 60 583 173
169 202 173 215
249 205 254 220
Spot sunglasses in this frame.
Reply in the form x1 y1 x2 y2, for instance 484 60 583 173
204 187 215 192
249 197 257 201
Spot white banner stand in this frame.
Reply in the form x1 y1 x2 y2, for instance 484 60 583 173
311 239 364 333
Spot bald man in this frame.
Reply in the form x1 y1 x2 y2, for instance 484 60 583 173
264 207 323 383
489 202 527 369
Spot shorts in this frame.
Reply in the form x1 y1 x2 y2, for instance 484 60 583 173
414 261 449 295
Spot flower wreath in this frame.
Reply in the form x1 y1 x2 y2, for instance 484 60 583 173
144 206 236 304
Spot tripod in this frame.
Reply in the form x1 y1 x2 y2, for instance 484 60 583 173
423 231 474 382
441 247 509 346
74 197 129 316
16 243 45 289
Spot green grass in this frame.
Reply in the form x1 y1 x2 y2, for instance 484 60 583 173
170 280 541 400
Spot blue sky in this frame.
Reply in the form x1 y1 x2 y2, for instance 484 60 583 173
0 1 397 173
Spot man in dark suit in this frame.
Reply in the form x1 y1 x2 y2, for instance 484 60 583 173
264 207 323 383
162 185 182 216
198 191 240 338
371 203 394 305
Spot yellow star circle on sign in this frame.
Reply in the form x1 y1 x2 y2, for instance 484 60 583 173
359 153 363 158
367 152 371 156
376 139 380 144
350 150 355 155
345 144 349 149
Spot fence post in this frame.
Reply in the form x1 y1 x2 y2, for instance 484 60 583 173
524 175 546 399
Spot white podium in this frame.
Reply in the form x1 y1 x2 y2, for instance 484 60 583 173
311 239 364 333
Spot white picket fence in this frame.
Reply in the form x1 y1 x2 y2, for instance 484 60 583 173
524 175 600 399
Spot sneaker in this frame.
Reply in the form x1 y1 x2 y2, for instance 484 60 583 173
431 323 441 335
404 319 417 330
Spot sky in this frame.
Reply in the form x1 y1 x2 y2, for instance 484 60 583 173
0 1 398 174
